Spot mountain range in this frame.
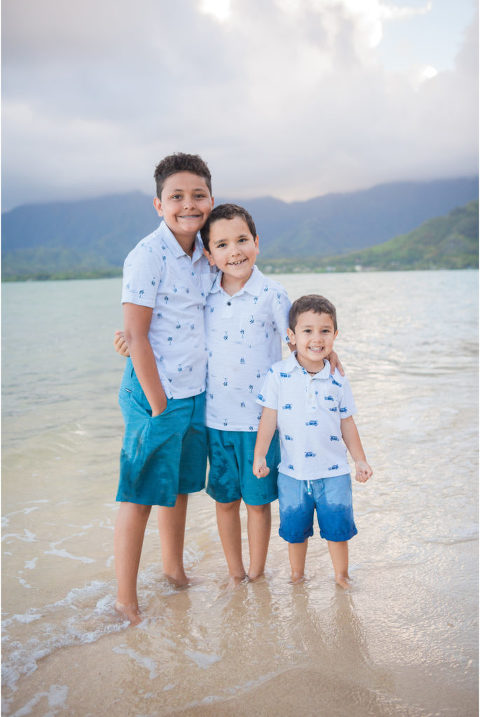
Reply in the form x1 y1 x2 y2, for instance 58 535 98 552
2 176 478 280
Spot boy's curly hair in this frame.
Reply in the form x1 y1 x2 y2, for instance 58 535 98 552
154 153 212 198
289 295 337 332
200 204 257 251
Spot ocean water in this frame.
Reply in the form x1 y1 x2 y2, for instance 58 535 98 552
2 270 478 716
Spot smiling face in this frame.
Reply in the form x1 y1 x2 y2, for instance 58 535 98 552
287 310 338 373
153 171 214 251
204 216 259 294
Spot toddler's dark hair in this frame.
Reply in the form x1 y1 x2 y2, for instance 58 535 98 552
289 295 337 332
201 204 257 251
154 152 212 198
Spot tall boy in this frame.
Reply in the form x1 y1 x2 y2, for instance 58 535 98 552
253 295 372 588
200 204 291 584
115 152 215 624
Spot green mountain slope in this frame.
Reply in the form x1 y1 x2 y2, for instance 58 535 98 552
258 201 479 273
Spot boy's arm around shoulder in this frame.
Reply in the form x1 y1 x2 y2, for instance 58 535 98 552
123 303 167 416
340 415 372 483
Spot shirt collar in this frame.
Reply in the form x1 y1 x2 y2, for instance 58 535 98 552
284 352 331 379
209 264 263 297
159 221 205 263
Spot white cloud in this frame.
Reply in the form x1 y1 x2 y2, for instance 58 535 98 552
2 0 477 209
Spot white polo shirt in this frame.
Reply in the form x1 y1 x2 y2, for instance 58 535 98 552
122 221 216 399
205 266 291 431
257 353 356 480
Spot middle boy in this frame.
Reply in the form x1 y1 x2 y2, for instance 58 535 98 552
200 204 290 584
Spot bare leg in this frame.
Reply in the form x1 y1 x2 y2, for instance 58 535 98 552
288 539 308 583
328 540 351 589
216 500 246 583
157 494 189 586
246 503 271 580
114 501 152 624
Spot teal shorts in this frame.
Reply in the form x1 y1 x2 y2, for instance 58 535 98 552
206 428 279 506
116 359 207 507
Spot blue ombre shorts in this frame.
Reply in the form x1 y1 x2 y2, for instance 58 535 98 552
116 359 207 507
206 428 280 505
278 472 357 543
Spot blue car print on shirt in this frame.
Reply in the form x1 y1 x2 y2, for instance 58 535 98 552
330 435 339 441
328 464 339 471
305 420 318 426
305 451 316 458
258 393 265 401
240 357 246 364
329 407 338 412
324 395 334 401
339 407 348 413
331 378 342 387
288 464 294 470
280 372 291 378
284 434 293 441
282 404 292 410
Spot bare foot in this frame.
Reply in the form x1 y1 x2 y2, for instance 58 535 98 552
335 575 352 590
115 601 142 626
290 574 306 584
219 574 248 590
164 572 201 588
247 572 264 583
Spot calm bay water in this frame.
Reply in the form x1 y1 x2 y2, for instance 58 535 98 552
2 271 478 716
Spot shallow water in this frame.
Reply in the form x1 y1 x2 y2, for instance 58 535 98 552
2 271 478 716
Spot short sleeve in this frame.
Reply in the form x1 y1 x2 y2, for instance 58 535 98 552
122 242 164 308
338 374 357 418
256 366 279 410
270 286 291 343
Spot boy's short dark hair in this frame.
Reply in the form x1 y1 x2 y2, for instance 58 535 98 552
200 203 257 251
289 295 338 332
154 152 212 198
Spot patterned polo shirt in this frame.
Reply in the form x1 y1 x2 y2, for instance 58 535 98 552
257 353 356 479
122 221 216 399
205 266 291 431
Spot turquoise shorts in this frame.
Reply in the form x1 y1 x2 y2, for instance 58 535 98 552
278 472 357 543
116 359 207 507
206 428 279 506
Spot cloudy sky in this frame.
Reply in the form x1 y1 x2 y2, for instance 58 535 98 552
2 0 478 210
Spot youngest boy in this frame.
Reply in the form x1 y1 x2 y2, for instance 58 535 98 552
253 295 372 588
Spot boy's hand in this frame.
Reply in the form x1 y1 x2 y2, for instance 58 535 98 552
253 456 270 479
328 350 344 376
114 330 130 357
355 460 372 483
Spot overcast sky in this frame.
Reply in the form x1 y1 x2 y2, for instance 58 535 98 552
2 0 478 210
